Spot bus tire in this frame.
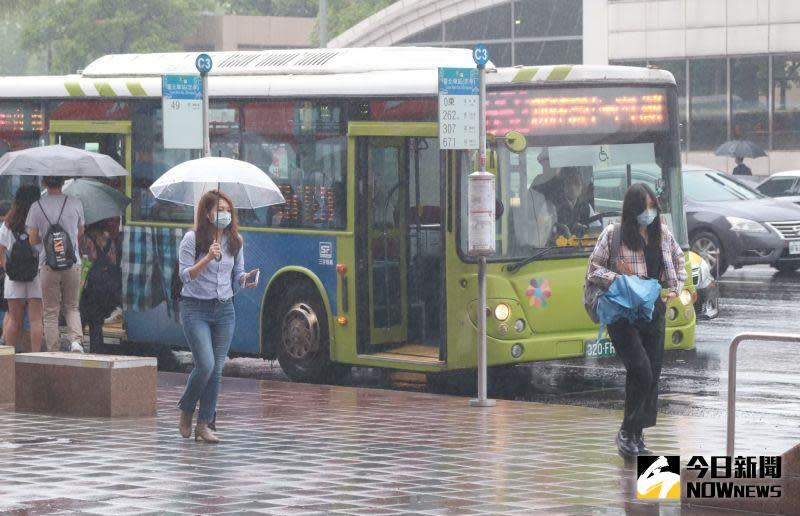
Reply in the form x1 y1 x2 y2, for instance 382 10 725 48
274 282 338 383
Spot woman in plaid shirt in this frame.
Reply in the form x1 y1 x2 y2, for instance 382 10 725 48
587 183 686 457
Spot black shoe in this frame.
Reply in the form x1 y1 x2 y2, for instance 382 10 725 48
616 429 638 457
633 431 653 455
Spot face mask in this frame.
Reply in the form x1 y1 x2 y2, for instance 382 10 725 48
637 208 658 227
211 211 232 229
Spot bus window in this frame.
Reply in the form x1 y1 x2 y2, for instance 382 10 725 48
239 101 347 230
0 101 44 216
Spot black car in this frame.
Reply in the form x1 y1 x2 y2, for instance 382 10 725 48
683 165 800 276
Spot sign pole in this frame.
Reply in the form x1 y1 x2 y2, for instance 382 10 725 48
469 44 495 408
201 72 209 157
195 53 213 158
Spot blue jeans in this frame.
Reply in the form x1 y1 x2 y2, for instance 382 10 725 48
177 297 235 423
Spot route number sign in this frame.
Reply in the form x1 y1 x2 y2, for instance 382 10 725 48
162 75 203 149
438 68 479 150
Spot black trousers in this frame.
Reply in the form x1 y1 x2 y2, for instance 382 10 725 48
607 301 666 433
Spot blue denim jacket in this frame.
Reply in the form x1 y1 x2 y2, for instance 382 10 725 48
179 230 245 301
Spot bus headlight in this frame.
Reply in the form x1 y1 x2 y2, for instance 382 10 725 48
494 303 511 321
511 343 524 358
668 307 679 320
514 319 526 333
679 290 693 306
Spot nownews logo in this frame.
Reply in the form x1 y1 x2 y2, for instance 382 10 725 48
685 455 782 499
637 456 681 499
636 455 783 500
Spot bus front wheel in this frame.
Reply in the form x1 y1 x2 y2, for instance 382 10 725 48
275 282 339 383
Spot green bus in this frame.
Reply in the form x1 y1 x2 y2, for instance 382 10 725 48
0 48 695 382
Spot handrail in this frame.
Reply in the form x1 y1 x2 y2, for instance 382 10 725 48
727 332 800 456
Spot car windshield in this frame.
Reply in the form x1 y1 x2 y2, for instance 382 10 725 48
683 171 763 201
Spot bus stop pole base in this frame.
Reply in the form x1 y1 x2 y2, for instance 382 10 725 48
470 256 495 408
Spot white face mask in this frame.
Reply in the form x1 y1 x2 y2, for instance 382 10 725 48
637 208 658 226
211 211 232 229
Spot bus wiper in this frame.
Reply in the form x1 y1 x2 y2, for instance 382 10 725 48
506 246 559 273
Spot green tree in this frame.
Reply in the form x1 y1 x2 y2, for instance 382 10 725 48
316 0 398 44
221 0 317 16
19 0 212 74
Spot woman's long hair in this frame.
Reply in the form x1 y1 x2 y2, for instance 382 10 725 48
195 189 241 258
620 183 662 252
5 185 41 234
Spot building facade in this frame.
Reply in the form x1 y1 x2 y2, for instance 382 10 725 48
332 0 800 174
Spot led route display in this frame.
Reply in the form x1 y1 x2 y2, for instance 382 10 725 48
486 87 670 136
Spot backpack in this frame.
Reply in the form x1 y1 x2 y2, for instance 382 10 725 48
80 236 122 321
39 197 76 271
583 223 622 324
5 230 39 282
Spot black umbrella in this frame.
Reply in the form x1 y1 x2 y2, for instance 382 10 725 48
714 140 767 159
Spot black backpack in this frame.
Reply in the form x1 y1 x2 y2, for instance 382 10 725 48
80 236 122 321
5 229 39 282
39 197 76 270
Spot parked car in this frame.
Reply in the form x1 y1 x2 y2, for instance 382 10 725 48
756 170 800 205
688 251 718 319
683 164 800 276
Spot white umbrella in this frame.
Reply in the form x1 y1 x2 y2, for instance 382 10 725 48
0 144 128 177
149 156 284 209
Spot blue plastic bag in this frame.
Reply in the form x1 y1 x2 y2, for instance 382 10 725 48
597 274 661 326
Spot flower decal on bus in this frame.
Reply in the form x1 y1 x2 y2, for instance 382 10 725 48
525 278 551 308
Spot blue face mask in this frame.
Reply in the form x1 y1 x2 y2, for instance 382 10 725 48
637 208 658 227
211 211 232 229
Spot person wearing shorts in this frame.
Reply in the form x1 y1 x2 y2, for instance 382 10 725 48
0 185 43 353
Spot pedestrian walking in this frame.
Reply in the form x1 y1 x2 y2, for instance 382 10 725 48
0 185 43 352
79 217 122 353
26 176 85 352
586 183 686 457
732 156 752 176
176 190 259 443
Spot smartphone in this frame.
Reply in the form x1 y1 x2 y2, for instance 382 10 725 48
243 269 260 288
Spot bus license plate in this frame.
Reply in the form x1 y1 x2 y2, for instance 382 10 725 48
790 241 800 255
585 338 616 358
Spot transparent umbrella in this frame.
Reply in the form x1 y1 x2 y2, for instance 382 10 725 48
0 144 128 177
149 156 284 209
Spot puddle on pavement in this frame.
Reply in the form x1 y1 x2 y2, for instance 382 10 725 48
0 437 71 448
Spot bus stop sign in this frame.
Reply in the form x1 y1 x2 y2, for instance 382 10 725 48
472 44 489 67
195 53 213 74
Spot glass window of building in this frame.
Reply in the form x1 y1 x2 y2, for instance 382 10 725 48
690 59 727 150
773 54 800 150
649 60 687 150
731 56 768 148
444 4 512 41
514 40 581 67
398 24 443 45
514 0 582 38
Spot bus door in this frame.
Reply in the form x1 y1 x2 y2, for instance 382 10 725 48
352 123 445 362
49 120 132 194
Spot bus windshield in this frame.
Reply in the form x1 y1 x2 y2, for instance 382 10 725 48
459 85 685 261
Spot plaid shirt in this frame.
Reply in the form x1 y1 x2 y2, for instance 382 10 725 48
587 223 687 293
122 225 186 319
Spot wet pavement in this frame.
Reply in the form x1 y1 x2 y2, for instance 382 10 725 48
0 371 792 515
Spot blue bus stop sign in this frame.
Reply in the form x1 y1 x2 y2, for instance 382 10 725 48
472 44 489 67
195 53 213 74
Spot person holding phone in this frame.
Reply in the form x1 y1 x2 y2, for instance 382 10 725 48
176 190 259 443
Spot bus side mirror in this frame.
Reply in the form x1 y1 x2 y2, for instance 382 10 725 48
503 131 527 153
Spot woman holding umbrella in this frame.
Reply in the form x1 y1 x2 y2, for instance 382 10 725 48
177 189 259 443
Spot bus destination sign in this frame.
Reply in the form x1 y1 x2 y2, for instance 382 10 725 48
486 87 668 136
438 68 479 150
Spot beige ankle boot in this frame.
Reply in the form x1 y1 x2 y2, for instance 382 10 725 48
195 422 220 444
179 410 193 438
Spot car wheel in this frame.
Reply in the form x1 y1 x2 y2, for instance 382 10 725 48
691 231 728 278
772 262 800 273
